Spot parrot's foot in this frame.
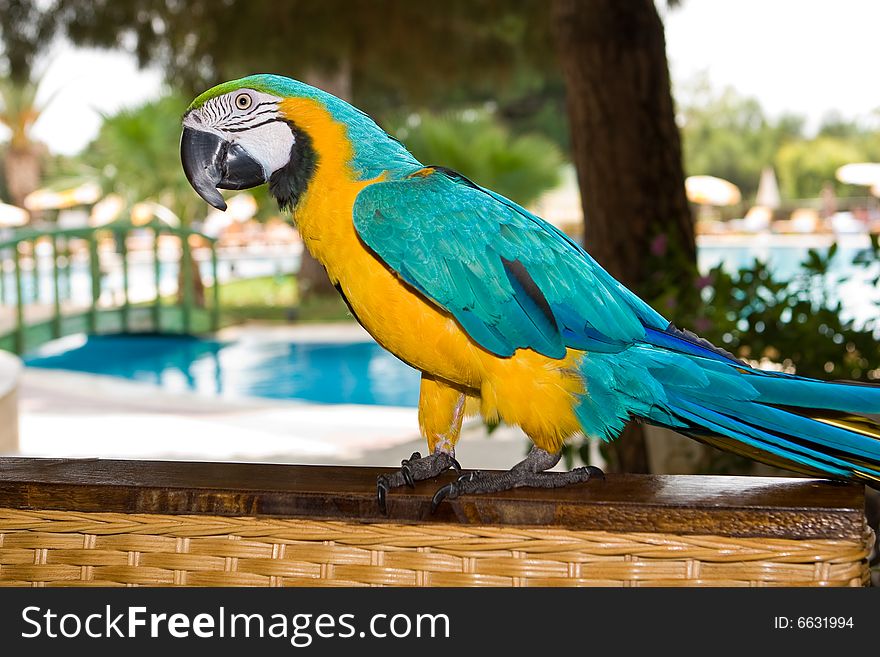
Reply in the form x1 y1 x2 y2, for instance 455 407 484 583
430 446 604 512
376 450 461 514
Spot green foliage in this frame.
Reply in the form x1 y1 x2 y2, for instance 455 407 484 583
679 76 880 201
5 1 568 155
703 242 880 380
0 149 8 200
679 77 803 198
494 76 570 153
645 234 880 381
219 274 298 309
0 0 59 83
216 274 351 324
23 0 554 112
394 110 563 206
0 74 49 146
817 111 869 140
83 94 192 213
41 94 203 222
776 135 880 199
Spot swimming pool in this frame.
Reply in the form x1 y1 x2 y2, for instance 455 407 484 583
24 334 421 407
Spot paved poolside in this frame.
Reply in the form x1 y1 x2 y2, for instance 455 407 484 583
16 322 549 471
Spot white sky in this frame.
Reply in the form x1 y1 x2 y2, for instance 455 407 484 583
24 44 165 155
13 0 880 155
662 0 880 129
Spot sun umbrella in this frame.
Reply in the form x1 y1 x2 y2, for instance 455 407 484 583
685 175 742 206
89 194 125 227
835 162 880 187
0 202 29 227
755 166 781 209
130 201 180 228
23 182 102 211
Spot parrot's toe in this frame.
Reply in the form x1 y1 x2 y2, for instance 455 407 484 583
376 450 463 514
400 452 422 488
429 463 605 513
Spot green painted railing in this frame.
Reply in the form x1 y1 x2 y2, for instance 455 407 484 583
0 220 220 355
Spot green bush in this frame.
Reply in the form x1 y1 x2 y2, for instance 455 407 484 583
393 109 563 207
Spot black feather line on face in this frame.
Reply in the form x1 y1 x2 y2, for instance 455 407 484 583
268 121 318 212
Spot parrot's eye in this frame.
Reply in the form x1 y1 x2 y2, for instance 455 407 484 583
234 93 252 110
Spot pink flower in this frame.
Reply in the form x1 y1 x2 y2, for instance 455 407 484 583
695 275 713 291
650 234 668 257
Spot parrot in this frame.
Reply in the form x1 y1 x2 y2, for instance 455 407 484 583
180 74 880 513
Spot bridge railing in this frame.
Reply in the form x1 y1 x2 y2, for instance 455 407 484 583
0 220 219 355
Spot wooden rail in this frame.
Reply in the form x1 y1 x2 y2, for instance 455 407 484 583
0 457 867 539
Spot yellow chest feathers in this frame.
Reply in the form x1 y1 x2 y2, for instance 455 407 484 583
279 98 481 385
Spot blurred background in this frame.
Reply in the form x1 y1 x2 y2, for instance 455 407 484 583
0 0 879 482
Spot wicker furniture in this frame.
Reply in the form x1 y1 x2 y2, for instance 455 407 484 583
0 458 872 587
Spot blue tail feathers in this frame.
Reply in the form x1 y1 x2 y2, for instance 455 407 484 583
575 327 880 486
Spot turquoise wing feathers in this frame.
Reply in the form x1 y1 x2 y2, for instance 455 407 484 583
352 168 669 359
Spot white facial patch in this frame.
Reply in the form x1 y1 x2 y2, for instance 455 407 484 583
230 121 295 178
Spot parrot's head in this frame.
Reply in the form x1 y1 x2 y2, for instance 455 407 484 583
181 74 413 212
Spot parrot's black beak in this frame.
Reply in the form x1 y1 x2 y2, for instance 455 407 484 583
180 126 267 211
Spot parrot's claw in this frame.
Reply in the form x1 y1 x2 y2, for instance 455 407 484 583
376 450 461 514
430 484 453 514
429 451 605 513
430 472 479 513
586 465 606 481
376 476 391 515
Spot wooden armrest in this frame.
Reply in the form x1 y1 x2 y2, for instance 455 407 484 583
0 457 866 540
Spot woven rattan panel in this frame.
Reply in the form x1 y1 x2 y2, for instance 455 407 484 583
0 510 872 587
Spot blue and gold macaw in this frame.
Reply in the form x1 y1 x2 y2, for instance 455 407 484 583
181 74 880 512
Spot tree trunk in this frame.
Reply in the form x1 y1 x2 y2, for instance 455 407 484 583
3 144 42 210
551 0 695 473
298 65 354 302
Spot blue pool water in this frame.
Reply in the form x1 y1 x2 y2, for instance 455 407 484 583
24 334 421 407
